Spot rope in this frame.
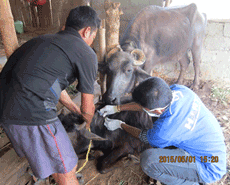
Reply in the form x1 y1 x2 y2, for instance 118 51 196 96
76 128 92 174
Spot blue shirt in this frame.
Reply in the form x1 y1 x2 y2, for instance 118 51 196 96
146 84 226 183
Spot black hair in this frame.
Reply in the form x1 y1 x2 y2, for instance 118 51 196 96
65 6 101 33
132 77 172 109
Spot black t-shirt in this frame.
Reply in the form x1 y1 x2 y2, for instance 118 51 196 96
0 27 98 125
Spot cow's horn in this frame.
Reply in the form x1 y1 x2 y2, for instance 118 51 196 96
107 45 123 58
131 49 146 66
79 128 108 141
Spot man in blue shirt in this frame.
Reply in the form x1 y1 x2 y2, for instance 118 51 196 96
99 77 226 185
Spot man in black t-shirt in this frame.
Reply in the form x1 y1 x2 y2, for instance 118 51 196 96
0 6 100 185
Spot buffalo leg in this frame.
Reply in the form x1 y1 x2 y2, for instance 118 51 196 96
190 37 203 91
177 53 190 85
97 143 134 174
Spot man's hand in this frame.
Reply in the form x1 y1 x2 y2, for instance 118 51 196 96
99 105 119 117
81 113 93 130
59 90 81 114
104 117 125 131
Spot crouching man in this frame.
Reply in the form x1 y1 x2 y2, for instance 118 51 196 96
99 77 226 185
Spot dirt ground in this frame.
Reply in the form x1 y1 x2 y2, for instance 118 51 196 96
0 32 229 185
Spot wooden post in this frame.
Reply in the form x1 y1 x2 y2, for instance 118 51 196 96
51 0 65 30
17 0 32 29
98 19 106 94
29 4 39 28
0 0 19 58
104 0 123 53
37 1 52 28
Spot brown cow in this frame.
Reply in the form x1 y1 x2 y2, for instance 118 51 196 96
100 3 207 104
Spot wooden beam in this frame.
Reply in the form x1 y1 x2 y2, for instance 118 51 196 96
0 132 10 149
0 148 30 185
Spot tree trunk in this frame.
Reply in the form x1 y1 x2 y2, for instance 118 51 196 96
0 0 19 58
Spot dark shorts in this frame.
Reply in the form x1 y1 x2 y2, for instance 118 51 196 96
1 119 78 179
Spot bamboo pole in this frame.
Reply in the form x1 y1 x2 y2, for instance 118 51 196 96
49 0 53 26
0 0 19 58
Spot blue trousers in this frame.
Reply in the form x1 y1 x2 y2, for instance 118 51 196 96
1 120 78 179
140 148 206 185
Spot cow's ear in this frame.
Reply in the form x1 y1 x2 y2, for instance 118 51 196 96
134 67 151 84
107 45 123 58
79 125 108 141
131 49 146 66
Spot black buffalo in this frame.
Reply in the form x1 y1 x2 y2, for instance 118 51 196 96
58 108 153 174
100 3 207 104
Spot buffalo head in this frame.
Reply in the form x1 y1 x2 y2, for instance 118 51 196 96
99 45 151 105
58 111 107 154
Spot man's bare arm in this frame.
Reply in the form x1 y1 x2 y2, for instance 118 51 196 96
120 102 143 112
59 90 81 114
80 93 95 129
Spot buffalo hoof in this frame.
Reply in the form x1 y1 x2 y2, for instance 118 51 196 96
96 162 107 174
96 158 110 174
190 84 199 92
76 173 84 185
98 168 108 174
97 162 117 174
97 163 108 174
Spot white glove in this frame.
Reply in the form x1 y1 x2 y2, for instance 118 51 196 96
104 117 125 131
99 105 119 117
